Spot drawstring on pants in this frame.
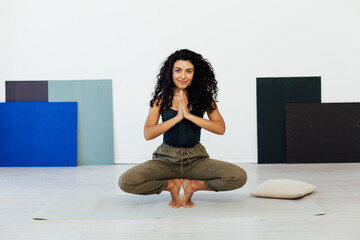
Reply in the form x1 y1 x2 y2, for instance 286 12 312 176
180 148 191 176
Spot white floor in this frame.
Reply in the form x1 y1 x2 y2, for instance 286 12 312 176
1 163 360 240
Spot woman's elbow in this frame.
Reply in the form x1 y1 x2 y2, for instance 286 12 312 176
220 122 226 135
144 132 153 141
219 127 225 135
218 119 226 134
216 124 225 135
144 128 157 141
144 129 152 141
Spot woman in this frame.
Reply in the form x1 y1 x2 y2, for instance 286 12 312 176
119 49 247 208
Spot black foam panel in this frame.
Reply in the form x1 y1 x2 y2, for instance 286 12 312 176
257 77 321 164
286 103 360 163
6 81 48 102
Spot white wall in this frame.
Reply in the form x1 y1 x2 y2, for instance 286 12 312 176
1 0 360 163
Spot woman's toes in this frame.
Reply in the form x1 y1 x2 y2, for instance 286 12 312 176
169 201 182 208
182 201 195 208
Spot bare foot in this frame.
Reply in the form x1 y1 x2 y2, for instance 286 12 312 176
166 179 182 208
182 179 212 208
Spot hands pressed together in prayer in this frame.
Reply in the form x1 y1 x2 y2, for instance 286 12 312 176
175 90 192 121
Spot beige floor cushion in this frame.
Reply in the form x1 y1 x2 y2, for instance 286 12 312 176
251 179 316 199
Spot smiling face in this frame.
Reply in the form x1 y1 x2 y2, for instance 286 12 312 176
172 60 194 92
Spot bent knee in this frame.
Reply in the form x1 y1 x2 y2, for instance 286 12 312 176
228 166 247 190
235 167 247 188
118 173 137 193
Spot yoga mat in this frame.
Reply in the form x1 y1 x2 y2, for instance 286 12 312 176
33 193 325 220
48 80 114 165
0 102 77 167
256 77 321 164
286 103 360 163
5 81 48 102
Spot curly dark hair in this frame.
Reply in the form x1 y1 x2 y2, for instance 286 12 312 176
150 49 218 114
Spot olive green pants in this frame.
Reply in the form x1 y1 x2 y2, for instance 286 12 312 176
118 143 247 195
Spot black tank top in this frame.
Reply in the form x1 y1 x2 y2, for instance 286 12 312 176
162 108 203 148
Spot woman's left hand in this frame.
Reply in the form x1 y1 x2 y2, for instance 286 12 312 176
179 90 192 119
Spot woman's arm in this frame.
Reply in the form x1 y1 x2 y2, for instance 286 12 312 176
179 91 225 135
144 100 184 141
186 108 226 135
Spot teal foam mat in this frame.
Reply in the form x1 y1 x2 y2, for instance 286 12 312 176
48 80 114 165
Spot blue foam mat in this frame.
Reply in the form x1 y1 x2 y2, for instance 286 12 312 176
0 102 77 167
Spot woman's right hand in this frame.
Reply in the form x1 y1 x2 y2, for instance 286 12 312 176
176 101 184 122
